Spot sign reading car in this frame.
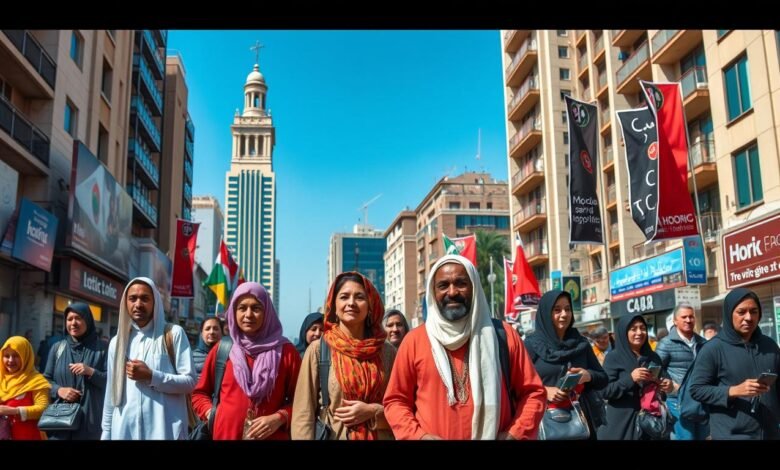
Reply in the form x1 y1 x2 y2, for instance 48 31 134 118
722 212 780 289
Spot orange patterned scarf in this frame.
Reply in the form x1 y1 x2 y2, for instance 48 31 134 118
323 272 387 440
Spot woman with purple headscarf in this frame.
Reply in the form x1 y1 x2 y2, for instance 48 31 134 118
192 282 301 440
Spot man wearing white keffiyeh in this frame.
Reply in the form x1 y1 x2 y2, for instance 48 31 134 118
383 255 545 439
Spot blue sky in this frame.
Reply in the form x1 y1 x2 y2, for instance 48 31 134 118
168 30 509 339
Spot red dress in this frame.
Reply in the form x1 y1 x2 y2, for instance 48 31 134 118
3 392 43 440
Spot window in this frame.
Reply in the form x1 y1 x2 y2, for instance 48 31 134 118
563 132 569 145
724 55 751 121
0 76 10 101
101 58 113 101
469 202 480 209
562 111 568 124
557 30 568 37
448 202 460 209
558 46 569 59
70 31 84 68
487 202 492 209
560 68 571 80
733 144 763 209
97 125 109 164
64 99 78 137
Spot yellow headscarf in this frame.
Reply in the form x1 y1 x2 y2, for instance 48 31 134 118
0 336 51 402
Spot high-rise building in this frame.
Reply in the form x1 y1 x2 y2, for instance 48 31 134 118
328 226 386 301
224 61 277 308
413 172 510 324
501 30 780 336
383 210 417 321
192 195 224 273
158 53 194 255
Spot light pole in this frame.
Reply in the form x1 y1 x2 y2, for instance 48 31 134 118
487 255 497 319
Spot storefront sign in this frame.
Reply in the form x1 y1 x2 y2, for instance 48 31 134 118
61 258 123 307
610 288 677 318
723 212 780 289
683 235 707 285
674 286 701 311
609 249 685 301
11 198 58 271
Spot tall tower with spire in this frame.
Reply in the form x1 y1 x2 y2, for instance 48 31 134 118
224 52 279 310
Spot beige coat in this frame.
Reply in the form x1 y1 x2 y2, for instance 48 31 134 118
291 338 396 440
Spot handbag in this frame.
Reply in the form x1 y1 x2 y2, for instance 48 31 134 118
38 402 82 432
315 416 333 440
635 383 674 440
538 399 590 440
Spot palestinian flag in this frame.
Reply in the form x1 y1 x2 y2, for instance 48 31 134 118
443 233 477 266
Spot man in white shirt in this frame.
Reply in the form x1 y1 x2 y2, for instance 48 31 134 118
101 277 196 439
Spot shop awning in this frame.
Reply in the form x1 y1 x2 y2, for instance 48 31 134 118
701 292 728 306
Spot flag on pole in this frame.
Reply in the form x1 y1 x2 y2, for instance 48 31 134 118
203 239 244 315
443 233 477 266
640 81 698 240
512 241 541 307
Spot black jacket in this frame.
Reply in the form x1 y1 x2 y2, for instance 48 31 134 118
688 288 780 439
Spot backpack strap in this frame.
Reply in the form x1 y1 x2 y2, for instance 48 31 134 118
491 318 514 416
54 339 67 364
164 323 176 371
207 337 233 430
319 339 331 409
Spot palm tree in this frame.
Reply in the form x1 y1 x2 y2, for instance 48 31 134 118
475 230 510 318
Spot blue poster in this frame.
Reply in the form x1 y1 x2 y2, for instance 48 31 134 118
609 249 684 298
683 235 706 285
11 198 58 272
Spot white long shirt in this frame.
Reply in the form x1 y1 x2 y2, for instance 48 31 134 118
101 321 196 440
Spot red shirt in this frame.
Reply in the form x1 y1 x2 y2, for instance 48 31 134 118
4 392 44 440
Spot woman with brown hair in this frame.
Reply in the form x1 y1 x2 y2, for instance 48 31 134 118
291 271 396 440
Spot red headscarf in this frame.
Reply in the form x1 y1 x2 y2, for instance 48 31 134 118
322 271 387 440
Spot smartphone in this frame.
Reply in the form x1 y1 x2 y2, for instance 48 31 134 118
758 372 778 387
647 365 662 379
557 372 583 391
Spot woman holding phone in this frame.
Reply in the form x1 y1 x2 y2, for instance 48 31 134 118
525 289 607 440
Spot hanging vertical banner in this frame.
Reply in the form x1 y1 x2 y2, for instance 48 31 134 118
565 95 603 244
640 81 698 240
171 219 200 298
617 107 658 241
512 242 541 309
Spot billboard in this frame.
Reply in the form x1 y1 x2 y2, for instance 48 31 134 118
722 212 780 289
11 198 58 271
609 249 685 301
66 141 133 278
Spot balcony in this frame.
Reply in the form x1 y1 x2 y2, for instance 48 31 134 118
509 117 542 159
185 139 194 159
513 199 546 233
140 30 164 79
583 270 603 285
129 185 158 228
0 96 50 170
504 30 530 53
131 96 161 152
511 155 544 196
575 30 587 46
183 182 192 203
681 66 709 120
505 35 538 87
577 53 589 80
596 70 608 96
507 75 539 122
184 159 193 184
592 34 605 63
523 239 549 266
616 41 651 95
1 30 56 96
600 107 612 136
651 30 703 65
602 146 614 171
612 30 645 48
606 184 617 209
609 225 620 246
152 29 167 47
699 211 722 246
127 137 159 188
185 117 195 140
134 54 163 116
632 240 672 262
688 138 718 191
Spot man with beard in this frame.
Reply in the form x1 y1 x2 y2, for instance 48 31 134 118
383 255 545 439
101 277 197 439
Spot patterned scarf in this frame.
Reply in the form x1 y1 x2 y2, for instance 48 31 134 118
323 271 387 440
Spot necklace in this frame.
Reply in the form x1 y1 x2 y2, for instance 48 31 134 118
447 347 469 404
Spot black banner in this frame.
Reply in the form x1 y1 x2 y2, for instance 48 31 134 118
565 96 602 244
617 108 658 241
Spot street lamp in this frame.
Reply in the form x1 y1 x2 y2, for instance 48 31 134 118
487 255 497 319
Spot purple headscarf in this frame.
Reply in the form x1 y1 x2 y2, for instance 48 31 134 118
225 282 289 402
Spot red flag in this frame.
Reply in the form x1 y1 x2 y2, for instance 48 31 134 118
512 243 541 306
455 234 477 266
503 257 518 320
641 81 698 240
171 219 200 297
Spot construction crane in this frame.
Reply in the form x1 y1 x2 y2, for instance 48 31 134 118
358 194 382 229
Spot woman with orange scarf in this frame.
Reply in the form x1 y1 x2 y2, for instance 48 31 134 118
291 272 396 440
0 336 51 440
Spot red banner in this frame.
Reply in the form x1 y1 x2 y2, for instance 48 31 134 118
512 243 541 307
171 219 200 297
641 81 698 240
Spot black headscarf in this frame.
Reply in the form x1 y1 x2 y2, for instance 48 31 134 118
718 287 763 345
296 312 324 356
524 289 590 363
610 314 661 371
64 303 99 367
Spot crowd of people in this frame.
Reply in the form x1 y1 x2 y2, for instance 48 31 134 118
1 254 778 440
